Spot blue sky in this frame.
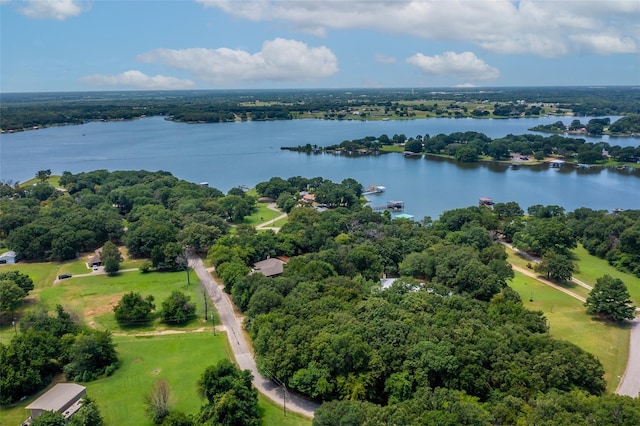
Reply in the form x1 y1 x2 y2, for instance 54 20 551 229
1 0 639 92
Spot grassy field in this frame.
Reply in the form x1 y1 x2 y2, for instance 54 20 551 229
0 332 227 426
244 202 285 226
35 269 204 332
258 394 312 426
572 244 640 306
510 273 630 392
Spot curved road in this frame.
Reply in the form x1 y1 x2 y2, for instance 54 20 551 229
188 253 319 418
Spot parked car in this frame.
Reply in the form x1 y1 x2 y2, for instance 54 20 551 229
58 274 72 280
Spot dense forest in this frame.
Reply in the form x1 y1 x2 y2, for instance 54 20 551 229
2 170 640 424
1 86 639 132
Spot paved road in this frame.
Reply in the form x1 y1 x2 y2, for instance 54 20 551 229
188 253 319 418
617 314 640 397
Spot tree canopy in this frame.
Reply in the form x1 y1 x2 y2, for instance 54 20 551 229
585 275 637 322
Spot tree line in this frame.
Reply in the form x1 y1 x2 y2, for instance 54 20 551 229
2 86 638 132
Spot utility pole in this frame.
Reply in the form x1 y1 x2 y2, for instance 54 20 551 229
211 312 216 336
202 286 208 320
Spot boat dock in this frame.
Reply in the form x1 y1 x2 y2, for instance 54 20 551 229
370 200 405 212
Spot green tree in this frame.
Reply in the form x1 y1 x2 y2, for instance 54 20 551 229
534 250 575 282
113 292 155 325
103 257 120 275
101 241 121 274
455 145 479 162
63 330 118 381
35 169 52 183
404 139 423 153
196 359 260 426
31 411 66 426
0 270 34 293
513 216 576 256
585 275 637 321
177 223 222 253
160 291 196 324
68 397 104 426
0 280 26 316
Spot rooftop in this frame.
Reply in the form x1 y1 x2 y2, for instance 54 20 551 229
26 383 86 412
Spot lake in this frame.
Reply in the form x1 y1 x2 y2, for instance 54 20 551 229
1 115 638 219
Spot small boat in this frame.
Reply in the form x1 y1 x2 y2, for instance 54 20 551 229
363 185 386 195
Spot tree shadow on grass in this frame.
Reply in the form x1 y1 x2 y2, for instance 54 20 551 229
587 314 634 330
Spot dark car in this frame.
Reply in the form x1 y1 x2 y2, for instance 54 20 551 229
58 274 72 280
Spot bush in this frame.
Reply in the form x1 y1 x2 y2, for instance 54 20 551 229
113 292 155 325
161 291 196 324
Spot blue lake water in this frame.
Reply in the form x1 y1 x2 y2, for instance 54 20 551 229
1 115 638 219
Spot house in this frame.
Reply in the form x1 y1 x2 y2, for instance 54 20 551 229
0 250 16 264
300 192 316 204
24 383 86 425
252 257 288 277
87 245 122 268
87 248 103 268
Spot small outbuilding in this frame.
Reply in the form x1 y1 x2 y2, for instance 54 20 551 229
24 383 86 424
0 250 17 264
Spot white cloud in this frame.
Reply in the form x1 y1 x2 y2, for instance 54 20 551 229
19 0 88 20
137 38 338 85
570 33 638 55
375 54 396 64
406 51 500 81
197 0 640 57
80 70 195 90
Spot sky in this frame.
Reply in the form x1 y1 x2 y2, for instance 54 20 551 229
1 0 639 92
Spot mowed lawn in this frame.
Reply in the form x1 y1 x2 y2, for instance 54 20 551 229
1 332 226 426
34 269 205 332
510 273 630 392
572 244 640 306
88 332 226 425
